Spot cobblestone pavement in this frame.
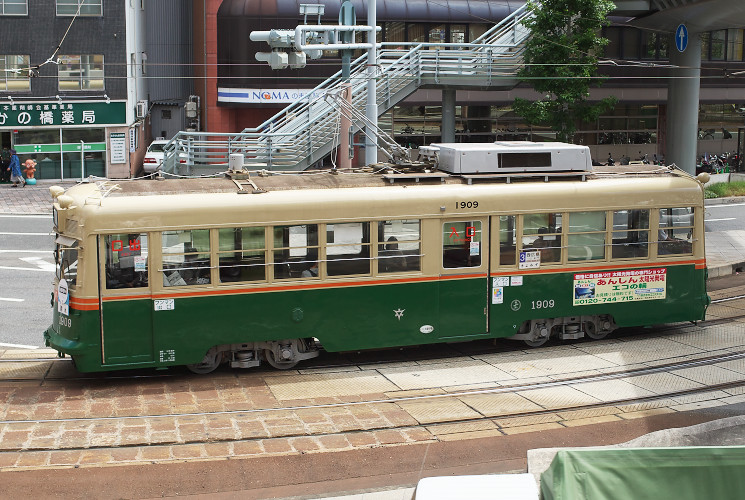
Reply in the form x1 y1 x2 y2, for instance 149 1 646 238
1 315 745 471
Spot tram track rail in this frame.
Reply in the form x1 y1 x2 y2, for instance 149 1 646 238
0 348 744 454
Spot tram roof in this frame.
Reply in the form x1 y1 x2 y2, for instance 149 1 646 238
101 164 695 197
54 165 704 233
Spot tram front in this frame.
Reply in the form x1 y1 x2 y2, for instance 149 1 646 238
44 185 99 370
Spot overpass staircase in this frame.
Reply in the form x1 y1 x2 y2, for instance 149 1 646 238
163 3 532 174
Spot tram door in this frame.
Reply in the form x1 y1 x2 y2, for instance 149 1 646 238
99 234 155 365
438 218 489 337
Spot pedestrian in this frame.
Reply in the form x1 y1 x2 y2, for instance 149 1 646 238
0 147 10 183
7 149 25 187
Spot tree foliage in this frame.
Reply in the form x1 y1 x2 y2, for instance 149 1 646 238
513 0 617 143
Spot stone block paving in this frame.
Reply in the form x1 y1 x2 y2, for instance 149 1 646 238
2 323 745 471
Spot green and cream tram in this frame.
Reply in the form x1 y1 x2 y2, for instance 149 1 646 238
45 143 710 373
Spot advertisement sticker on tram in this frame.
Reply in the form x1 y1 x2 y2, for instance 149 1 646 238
573 268 666 306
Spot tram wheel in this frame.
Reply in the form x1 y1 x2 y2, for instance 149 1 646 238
186 351 221 374
264 349 300 370
263 339 309 370
524 336 549 348
585 322 609 340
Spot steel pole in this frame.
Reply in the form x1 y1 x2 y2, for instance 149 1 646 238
364 0 378 166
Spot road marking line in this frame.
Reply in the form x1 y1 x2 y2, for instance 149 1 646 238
705 218 736 222
0 215 51 219
708 203 745 208
0 232 53 236
19 256 56 272
0 266 53 273
0 298 24 302
0 250 51 253
0 342 39 350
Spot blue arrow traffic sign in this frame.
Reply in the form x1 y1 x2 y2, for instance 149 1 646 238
676 24 688 53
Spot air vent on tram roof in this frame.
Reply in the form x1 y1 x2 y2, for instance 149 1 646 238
432 141 591 175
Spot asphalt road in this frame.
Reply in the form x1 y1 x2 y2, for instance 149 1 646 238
704 201 745 232
0 214 55 348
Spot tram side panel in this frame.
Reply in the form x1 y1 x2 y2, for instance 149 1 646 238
489 263 708 340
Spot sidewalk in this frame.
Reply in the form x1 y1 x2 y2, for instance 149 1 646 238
1 181 743 278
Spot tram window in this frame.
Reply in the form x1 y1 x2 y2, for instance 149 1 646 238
499 216 516 266
105 233 148 289
217 227 266 283
327 222 371 276
522 213 562 264
658 207 694 255
57 240 79 287
161 229 211 286
443 221 482 268
612 209 649 259
273 224 319 279
378 219 421 273
568 211 606 262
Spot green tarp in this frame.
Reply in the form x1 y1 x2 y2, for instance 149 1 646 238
541 447 745 500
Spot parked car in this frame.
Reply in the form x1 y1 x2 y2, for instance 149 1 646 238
142 139 186 176
142 139 169 175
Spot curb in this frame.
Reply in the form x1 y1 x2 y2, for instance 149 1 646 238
705 196 745 206
708 261 745 279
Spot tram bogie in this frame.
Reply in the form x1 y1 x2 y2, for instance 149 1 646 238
44 142 710 373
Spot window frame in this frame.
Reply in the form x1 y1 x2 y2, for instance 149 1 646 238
56 0 102 16
0 54 30 91
58 54 105 91
0 0 27 16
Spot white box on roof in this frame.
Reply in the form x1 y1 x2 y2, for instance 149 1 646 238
433 141 592 174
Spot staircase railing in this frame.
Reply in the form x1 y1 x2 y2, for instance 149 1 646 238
162 3 533 175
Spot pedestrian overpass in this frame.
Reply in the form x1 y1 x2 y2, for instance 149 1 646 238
161 0 745 176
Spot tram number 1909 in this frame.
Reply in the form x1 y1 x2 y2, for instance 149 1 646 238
532 299 555 310
456 201 479 209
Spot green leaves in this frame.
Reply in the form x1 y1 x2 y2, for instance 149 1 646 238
514 0 616 143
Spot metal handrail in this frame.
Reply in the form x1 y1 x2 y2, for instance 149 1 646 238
162 2 534 174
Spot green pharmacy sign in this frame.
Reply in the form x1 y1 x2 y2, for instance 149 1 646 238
14 142 107 154
0 101 126 128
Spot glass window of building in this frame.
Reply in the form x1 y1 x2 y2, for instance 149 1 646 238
710 30 726 60
407 23 426 44
58 55 104 90
385 22 405 46
56 0 102 16
378 220 420 273
468 24 489 42
0 55 30 91
161 230 211 286
727 29 744 61
0 0 26 15
451 25 466 44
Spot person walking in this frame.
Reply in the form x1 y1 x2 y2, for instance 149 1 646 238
0 147 10 183
7 149 25 187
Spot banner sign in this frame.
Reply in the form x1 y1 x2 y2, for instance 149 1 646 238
0 101 126 128
573 268 666 306
217 88 326 104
